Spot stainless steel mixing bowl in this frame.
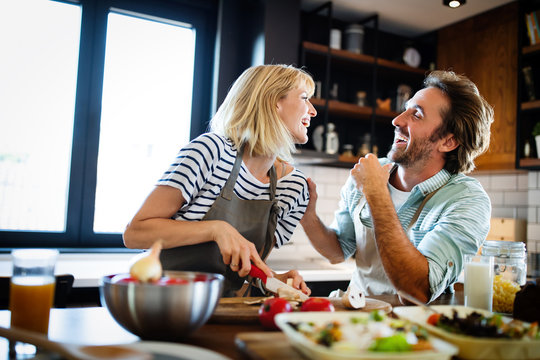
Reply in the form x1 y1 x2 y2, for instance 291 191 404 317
100 271 224 341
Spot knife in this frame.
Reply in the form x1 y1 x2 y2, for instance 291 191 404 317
249 264 309 301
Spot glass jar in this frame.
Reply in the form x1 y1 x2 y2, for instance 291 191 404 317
482 240 527 285
482 240 527 313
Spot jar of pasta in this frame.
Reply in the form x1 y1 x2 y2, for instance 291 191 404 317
482 240 527 313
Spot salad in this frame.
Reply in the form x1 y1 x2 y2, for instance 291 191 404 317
287 310 434 353
427 310 539 340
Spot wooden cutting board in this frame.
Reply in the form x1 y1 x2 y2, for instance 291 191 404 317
235 332 300 360
209 297 392 324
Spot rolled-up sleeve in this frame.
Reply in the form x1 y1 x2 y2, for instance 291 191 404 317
415 181 491 303
330 177 358 260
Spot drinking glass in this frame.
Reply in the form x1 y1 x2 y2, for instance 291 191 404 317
9 249 58 357
464 254 494 311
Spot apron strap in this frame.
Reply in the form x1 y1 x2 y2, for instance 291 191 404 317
406 186 443 232
222 143 278 201
221 143 245 200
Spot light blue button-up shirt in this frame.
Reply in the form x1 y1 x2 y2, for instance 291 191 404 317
330 158 491 302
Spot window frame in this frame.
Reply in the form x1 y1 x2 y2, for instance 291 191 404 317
0 0 217 249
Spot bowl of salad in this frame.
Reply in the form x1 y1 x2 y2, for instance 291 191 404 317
393 305 540 360
274 310 458 360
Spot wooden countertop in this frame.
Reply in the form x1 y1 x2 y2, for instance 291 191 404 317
0 287 464 359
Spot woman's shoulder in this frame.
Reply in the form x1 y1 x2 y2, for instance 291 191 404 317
279 165 308 189
186 133 237 159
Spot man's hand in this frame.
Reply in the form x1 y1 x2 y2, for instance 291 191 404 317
351 154 393 197
300 177 317 226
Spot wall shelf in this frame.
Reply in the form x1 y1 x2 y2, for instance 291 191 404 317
310 98 397 121
521 99 540 111
302 41 428 75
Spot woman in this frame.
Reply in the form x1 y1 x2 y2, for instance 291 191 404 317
124 64 317 296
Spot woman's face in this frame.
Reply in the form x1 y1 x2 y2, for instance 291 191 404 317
277 86 317 144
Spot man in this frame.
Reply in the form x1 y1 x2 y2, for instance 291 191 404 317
301 71 494 303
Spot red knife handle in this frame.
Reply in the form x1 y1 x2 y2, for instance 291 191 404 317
249 264 268 283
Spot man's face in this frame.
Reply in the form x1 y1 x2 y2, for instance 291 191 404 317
387 87 449 168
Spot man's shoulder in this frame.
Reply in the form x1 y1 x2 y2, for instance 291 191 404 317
443 173 490 202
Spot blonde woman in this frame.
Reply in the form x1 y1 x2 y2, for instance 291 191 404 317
124 64 317 296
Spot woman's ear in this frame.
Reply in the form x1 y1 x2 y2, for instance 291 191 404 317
439 134 458 153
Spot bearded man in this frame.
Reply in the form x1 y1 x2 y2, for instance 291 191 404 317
300 71 494 303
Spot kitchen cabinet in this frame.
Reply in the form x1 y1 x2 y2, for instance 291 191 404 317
517 0 540 169
299 2 435 165
437 2 519 171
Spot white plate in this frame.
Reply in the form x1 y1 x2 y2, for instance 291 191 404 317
129 341 232 360
275 311 458 360
393 305 540 360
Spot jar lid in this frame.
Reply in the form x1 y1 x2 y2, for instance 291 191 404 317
482 240 526 257
345 24 364 33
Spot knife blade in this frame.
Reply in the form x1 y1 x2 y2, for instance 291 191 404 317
249 264 309 301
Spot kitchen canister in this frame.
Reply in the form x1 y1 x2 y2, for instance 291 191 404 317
482 240 527 285
330 28 341 49
345 24 364 54
482 240 527 313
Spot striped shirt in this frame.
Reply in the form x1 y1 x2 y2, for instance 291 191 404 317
157 133 309 248
331 157 491 302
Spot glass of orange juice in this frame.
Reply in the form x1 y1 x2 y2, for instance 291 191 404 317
9 249 58 357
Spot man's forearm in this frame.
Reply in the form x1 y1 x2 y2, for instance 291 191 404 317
366 192 431 302
300 213 344 264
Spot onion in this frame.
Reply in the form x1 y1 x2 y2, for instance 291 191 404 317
129 239 163 282
341 283 365 309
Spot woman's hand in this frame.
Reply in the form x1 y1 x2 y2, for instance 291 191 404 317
212 220 272 278
275 270 311 296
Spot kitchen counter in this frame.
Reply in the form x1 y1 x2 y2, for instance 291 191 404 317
0 253 354 288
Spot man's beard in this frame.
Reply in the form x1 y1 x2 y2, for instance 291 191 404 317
387 136 437 168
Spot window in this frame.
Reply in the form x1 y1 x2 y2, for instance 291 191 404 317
0 0 216 248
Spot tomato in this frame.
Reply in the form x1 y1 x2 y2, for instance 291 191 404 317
156 277 189 285
300 297 335 312
427 313 441 326
111 274 138 284
258 298 293 329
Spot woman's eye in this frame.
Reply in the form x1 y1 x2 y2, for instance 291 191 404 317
302 96 309 101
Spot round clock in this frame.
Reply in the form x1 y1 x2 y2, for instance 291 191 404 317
403 47 421 68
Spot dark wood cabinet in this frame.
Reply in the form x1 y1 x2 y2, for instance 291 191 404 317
437 2 519 171
517 0 540 169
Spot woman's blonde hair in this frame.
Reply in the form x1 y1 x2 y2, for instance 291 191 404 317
210 64 314 161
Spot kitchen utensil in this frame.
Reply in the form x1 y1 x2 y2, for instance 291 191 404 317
210 296 392 324
249 265 309 301
397 290 441 315
100 271 224 341
0 324 151 360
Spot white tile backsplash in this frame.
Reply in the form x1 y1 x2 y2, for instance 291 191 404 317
491 174 518 190
287 164 540 261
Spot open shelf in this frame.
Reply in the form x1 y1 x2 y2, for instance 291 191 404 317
521 100 540 111
310 98 397 121
302 41 428 75
522 42 540 55
519 158 540 167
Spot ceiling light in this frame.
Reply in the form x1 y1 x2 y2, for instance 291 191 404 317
443 0 466 8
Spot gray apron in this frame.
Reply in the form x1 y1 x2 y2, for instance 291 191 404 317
160 144 279 297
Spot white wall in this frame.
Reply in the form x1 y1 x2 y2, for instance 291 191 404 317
272 165 540 261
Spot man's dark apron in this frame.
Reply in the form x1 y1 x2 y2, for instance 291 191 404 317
160 144 279 297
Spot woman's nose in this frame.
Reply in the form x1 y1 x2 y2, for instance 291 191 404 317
308 101 317 117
